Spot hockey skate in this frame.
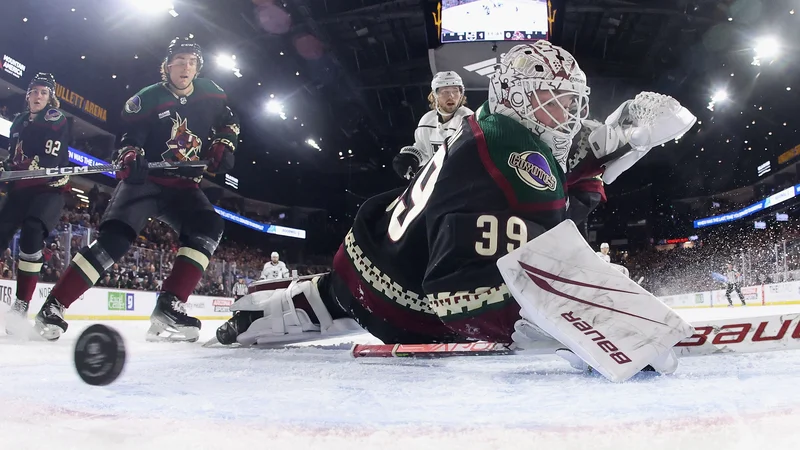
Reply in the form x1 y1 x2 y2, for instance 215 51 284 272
34 295 68 341
146 292 201 342
215 310 261 345
5 298 30 337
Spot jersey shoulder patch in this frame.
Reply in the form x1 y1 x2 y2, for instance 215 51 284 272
473 113 566 207
123 83 163 115
43 108 64 122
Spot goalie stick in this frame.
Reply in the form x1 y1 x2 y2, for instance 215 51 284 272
0 160 208 183
351 312 800 359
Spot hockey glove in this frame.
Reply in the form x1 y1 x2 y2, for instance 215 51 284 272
393 151 421 180
116 146 149 184
205 140 235 174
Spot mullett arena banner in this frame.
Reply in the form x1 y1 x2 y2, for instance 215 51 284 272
423 0 565 91
55 82 108 122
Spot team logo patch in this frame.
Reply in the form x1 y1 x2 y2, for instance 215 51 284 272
508 151 557 191
158 110 171 119
163 113 202 161
44 108 62 122
124 95 142 114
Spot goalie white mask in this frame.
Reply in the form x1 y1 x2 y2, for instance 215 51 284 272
488 41 590 170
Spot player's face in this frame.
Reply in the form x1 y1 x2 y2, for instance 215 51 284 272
271 256 279 263
27 86 50 113
601 247 609 255
530 89 578 130
168 54 199 90
436 87 463 115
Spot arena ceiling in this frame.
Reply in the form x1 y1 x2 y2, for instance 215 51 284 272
0 0 796 219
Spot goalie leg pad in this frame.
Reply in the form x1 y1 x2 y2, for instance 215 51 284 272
231 277 361 346
497 220 694 382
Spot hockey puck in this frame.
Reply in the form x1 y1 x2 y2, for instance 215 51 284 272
73 324 126 386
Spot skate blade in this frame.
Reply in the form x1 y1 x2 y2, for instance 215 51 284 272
146 322 200 343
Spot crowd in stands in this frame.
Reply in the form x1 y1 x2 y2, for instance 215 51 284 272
619 219 800 296
1 191 334 297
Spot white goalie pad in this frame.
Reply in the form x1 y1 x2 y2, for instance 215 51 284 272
232 278 362 346
497 220 694 382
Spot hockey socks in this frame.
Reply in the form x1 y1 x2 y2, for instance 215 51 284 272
15 250 43 303
51 242 115 308
162 247 210 301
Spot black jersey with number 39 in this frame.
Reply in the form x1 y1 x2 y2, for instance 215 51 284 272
339 102 569 341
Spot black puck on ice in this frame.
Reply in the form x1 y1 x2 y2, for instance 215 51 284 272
73 324 126 386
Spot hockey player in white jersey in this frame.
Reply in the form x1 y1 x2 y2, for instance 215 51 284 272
392 71 474 179
596 242 611 263
260 252 289 280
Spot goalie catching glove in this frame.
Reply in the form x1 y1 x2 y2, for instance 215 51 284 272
569 92 697 184
115 146 148 184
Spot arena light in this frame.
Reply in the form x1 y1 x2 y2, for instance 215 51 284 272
131 0 177 15
266 99 286 119
306 138 321 151
708 89 728 111
752 36 779 65
217 54 242 77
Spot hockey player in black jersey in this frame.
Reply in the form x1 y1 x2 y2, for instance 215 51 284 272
215 42 696 380
0 73 70 335
36 37 240 342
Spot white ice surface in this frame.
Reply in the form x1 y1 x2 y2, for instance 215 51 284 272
2 306 800 450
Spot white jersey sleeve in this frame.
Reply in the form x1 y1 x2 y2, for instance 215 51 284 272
261 261 290 280
405 106 474 165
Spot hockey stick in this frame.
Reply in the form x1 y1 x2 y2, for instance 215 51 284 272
351 312 800 359
0 160 208 183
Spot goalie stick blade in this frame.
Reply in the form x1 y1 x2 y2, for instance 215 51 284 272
350 342 514 359
350 313 800 360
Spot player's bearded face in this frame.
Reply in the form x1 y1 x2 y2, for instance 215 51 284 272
168 54 199 90
27 87 50 113
437 87 463 114
530 89 580 130
271 256 279 263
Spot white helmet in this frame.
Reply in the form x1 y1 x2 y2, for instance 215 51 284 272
431 71 464 92
488 41 590 169
431 71 465 116
600 243 609 249
271 251 279 258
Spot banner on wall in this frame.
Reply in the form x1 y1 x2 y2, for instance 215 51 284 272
1 53 26 79
693 184 800 228
0 279 234 321
54 82 108 122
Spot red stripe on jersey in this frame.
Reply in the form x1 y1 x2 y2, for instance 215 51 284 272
469 116 567 213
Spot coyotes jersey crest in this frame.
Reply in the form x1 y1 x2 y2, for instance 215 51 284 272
163 113 202 161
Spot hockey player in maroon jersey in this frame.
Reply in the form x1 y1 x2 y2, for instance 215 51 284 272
34 38 239 342
215 41 695 375
0 73 70 335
